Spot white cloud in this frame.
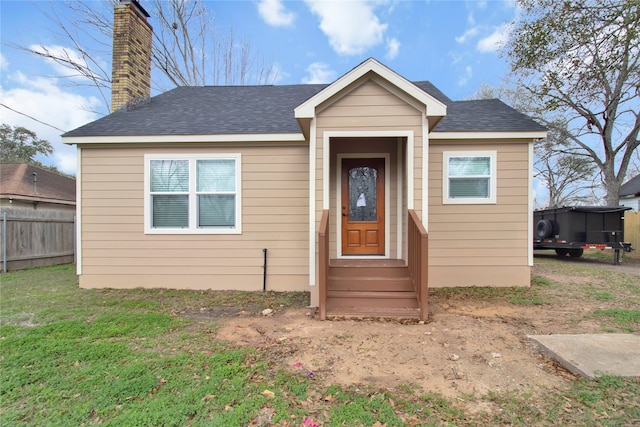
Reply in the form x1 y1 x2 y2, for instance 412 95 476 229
455 27 479 44
55 151 78 174
477 23 509 53
1 72 100 174
257 0 295 27
305 0 388 55
385 38 400 60
458 65 472 86
0 52 8 70
301 62 337 84
456 12 478 44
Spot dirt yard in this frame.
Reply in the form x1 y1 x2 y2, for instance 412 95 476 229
214 254 640 398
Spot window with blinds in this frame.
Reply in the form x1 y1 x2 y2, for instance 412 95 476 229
145 154 241 234
443 151 496 204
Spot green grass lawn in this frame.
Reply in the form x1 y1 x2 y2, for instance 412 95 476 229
1 264 639 426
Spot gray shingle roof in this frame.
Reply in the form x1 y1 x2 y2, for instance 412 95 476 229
620 174 640 197
432 99 546 132
63 81 543 138
64 84 326 137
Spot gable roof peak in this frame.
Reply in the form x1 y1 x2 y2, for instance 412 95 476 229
294 58 447 120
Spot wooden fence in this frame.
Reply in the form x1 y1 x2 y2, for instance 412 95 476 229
1 207 75 272
625 211 640 252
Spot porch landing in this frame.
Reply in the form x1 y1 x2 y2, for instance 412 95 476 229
325 259 422 319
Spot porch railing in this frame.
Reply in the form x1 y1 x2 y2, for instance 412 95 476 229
408 209 429 321
318 210 330 320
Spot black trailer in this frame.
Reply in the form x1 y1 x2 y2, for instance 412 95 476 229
533 206 633 264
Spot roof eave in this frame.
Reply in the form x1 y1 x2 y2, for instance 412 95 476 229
430 130 548 139
1 194 76 205
62 133 307 145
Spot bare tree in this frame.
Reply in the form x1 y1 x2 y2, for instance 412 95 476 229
535 120 598 207
11 0 278 114
469 83 598 207
504 0 640 205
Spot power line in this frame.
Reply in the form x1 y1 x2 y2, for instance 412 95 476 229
1 103 67 133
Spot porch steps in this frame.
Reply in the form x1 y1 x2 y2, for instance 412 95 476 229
325 260 420 319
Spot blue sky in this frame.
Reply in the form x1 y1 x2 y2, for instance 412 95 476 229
1 0 519 175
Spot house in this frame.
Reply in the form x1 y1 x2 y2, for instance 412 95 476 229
619 174 640 211
62 0 546 319
0 163 76 270
0 163 75 210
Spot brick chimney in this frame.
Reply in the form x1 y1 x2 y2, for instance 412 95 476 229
111 0 152 112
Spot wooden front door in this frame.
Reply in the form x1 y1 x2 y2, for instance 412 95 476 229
341 158 385 255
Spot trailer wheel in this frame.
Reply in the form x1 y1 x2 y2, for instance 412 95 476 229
555 249 568 257
568 249 584 258
535 219 554 239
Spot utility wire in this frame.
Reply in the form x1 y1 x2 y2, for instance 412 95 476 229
1 103 67 133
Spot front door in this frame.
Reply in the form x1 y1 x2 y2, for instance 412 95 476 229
341 158 385 255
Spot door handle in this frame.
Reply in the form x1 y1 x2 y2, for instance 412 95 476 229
342 213 347 217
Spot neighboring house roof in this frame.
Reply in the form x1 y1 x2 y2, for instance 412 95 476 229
0 163 76 205
620 174 640 197
62 75 542 139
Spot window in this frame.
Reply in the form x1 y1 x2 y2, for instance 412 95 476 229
145 154 241 234
443 151 496 204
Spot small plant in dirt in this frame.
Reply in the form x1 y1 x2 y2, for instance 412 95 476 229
432 286 548 306
531 276 553 287
590 308 640 332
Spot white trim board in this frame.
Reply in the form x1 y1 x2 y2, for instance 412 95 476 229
75 146 82 276
63 133 306 145
308 119 316 286
430 131 547 140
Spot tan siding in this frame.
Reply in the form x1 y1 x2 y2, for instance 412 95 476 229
80 274 304 290
428 140 531 287
428 266 531 288
318 116 422 128
79 144 310 291
81 265 309 276
83 239 308 249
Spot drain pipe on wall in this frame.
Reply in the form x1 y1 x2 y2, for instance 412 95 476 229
262 248 268 292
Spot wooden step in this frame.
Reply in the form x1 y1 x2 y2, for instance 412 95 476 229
325 305 421 319
327 290 418 308
329 265 409 278
328 276 413 292
323 259 421 319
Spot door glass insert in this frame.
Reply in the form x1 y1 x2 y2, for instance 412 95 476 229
348 166 377 221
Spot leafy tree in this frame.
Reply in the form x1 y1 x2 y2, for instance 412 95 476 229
14 0 278 115
504 0 640 205
0 123 54 165
470 83 597 207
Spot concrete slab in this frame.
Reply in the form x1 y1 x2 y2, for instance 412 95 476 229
528 334 640 379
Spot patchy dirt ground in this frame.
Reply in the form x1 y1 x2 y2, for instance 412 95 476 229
211 254 640 398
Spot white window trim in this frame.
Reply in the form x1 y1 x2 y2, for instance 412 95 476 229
144 153 242 234
442 151 497 205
